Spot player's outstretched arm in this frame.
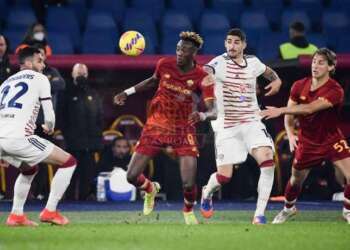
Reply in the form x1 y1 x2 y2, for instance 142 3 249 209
260 98 333 120
41 99 55 135
284 99 298 152
262 66 282 96
114 75 159 105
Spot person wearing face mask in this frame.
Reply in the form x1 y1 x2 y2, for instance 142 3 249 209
16 23 52 56
0 34 13 85
57 63 103 200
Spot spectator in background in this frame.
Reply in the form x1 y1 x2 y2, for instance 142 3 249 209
16 23 52 56
58 63 103 200
32 44 66 200
0 35 13 84
98 137 131 173
279 21 318 60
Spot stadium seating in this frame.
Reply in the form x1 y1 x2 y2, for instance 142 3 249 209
90 0 126 23
3 30 24 50
47 32 74 54
82 30 116 54
256 32 288 60
46 6 81 50
199 11 230 36
6 8 37 30
130 0 165 22
85 11 118 33
161 10 192 38
169 0 204 22
202 34 226 55
322 11 349 35
240 11 270 35
122 8 158 44
211 0 245 26
281 10 311 31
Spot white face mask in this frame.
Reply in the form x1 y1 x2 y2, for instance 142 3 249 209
33 32 45 41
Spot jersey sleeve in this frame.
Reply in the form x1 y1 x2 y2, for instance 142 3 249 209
253 57 267 77
38 75 52 100
199 73 215 102
205 56 220 75
320 85 344 106
289 81 302 102
154 58 166 79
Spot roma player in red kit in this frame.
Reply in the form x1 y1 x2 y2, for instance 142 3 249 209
114 32 217 224
261 48 350 224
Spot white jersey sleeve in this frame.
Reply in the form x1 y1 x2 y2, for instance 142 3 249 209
38 75 52 100
251 56 267 78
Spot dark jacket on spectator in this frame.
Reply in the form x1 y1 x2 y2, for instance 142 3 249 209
58 79 103 151
0 53 12 84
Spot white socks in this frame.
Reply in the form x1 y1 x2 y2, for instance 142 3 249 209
11 173 37 215
203 173 221 199
254 166 275 217
45 165 76 211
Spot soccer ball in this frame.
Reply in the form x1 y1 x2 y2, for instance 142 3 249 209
119 31 146 56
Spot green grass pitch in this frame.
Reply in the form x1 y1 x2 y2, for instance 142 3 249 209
0 210 348 250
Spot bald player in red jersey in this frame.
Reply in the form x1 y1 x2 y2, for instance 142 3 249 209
114 31 217 225
261 48 350 224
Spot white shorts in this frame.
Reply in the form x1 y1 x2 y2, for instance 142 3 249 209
214 121 274 166
0 135 55 168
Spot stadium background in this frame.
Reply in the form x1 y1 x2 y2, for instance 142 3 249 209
1 0 350 201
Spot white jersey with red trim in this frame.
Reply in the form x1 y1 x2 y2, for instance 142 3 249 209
207 53 266 131
0 69 51 138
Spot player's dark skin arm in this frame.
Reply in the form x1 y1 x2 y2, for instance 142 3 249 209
262 66 282 96
260 98 333 120
114 75 159 105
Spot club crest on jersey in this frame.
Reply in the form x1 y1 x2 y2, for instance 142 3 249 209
300 96 306 100
186 79 194 87
164 74 171 79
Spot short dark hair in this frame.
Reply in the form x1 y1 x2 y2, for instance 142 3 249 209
313 48 337 74
290 21 305 33
112 136 129 146
18 46 40 64
226 28 246 42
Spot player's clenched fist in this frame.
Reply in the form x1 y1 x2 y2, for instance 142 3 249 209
114 92 127 105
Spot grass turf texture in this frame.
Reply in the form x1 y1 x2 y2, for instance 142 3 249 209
0 211 348 250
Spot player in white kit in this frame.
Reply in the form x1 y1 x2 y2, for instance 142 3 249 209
0 47 77 226
200 29 282 224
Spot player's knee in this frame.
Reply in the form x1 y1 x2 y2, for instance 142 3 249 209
259 159 275 168
216 173 231 185
21 165 38 176
59 155 77 168
126 171 137 185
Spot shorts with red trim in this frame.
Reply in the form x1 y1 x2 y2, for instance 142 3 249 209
293 138 350 170
135 125 199 157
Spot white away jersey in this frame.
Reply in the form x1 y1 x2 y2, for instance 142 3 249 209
0 69 51 138
207 53 266 131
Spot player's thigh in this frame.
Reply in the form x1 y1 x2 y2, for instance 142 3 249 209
42 145 71 166
333 157 350 182
0 136 54 167
244 122 275 157
215 131 248 167
127 152 153 176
